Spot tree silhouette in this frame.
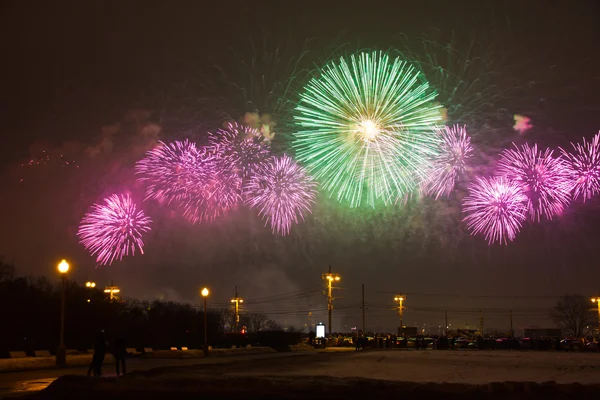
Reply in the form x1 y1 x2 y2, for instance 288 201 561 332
550 294 593 337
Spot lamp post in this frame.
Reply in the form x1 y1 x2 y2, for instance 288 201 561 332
321 266 341 335
201 288 209 355
592 298 600 335
394 295 405 336
56 259 69 367
85 281 95 303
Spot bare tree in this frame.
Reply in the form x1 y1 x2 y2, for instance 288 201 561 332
247 313 268 332
550 294 593 337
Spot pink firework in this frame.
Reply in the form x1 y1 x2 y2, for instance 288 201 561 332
560 132 600 202
422 125 473 199
462 176 527 245
77 193 152 266
135 140 214 205
208 122 270 179
245 155 317 235
180 163 242 223
497 143 571 221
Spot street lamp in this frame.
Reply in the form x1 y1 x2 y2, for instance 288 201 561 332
592 298 600 335
394 295 405 336
201 288 209 355
85 281 96 303
321 267 341 335
56 259 69 367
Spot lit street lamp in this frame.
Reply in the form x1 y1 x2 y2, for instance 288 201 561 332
201 288 209 356
56 259 69 367
85 281 96 303
394 295 405 336
592 298 600 334
321 267 341 335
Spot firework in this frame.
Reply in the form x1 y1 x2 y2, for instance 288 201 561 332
294 51 441 207
497 143 571 221
208 122 270 179
135 140 214 205
560 132 600 202
245 155 317 235
463 176 527 245
78 193 152 266
421 125 473 199
180 162 242 223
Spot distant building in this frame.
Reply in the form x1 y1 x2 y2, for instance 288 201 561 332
523 328 562 338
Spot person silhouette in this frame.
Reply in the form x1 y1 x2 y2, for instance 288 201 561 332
112 336 127 376
87 330 107 377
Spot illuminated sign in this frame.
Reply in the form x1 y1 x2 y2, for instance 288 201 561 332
316 323 325 338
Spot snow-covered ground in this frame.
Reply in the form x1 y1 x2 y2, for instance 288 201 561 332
233 350 600 384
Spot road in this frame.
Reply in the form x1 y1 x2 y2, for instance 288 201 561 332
0 352 311 397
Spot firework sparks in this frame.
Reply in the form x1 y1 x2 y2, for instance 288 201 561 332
560 132 600 202
463 176 527 245
135 140 214 205
294 51 442 207
497 143 571 221
208 122 270 179
78 193 152 266
245 155 317 235
422 125 473 199
180 161 242 223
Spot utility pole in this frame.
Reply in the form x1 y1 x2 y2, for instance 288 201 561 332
394 295 405 335
104 280 121 301
361 284 365 333
231 286 243 333
509 309 514 337
445 310 448 335
321 266 341 335
479 309 484 336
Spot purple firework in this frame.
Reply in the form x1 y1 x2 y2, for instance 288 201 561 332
208 122 270 179
497 143 571 221
560 132 600 202
77 193 152 266
422 125 473 199
180 163 242 223
245 154 317 235
462 176 527 245
135 140 214 205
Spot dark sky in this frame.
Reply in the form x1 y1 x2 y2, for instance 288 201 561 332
1 0 599 333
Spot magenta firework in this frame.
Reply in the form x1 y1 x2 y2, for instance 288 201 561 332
77 193 152 266
135 140 214 205
497 143 571 221
245 155 317 235
180 162 242 223
208 122 270 179
560 132 600 202
462 176 527 245
422 125 473 199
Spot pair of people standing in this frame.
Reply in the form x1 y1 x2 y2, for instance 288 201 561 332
87 331 127 377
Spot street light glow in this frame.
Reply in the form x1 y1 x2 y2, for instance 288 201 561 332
201 288 209 297
57 259 69 274
592 298 598 303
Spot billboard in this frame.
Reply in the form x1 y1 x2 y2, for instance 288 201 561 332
316 323 326 338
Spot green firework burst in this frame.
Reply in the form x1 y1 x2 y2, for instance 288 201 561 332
293 51 443 207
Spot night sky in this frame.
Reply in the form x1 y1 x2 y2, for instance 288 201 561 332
1 0 599 333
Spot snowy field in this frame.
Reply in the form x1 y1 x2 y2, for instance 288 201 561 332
231 350 600 384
